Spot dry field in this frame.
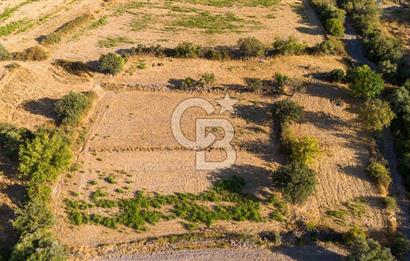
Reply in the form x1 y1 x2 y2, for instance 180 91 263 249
0 0 394 259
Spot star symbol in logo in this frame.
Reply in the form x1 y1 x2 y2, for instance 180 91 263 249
216 92 238 114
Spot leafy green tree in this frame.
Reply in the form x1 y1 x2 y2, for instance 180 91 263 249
347 238 395 261
54 91 91 125
358 99 395 132
18 129 71 184
273 161 317 204
98 52 125 75
347 65 384 98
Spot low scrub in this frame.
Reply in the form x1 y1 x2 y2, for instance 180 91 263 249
0 43 11 60
0 123 31 160
273 160 317 204
14 46 49 61
272 99 304 125
54 91 94 125
347 237 395 261
179 73 216 91
330 68 346 82
237 37 266 58
271 37 307 55
367 161 392 191
98 52 125 75
175 42 203 58
315 38 345 55
290 136 320 165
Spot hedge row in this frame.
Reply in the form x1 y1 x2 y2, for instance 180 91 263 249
2 91 95 260
272 100 319 204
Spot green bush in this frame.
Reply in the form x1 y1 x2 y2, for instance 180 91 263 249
273 73 290 93
379 60 398 80
364 32 403 63
330 68 346 82
9 229 67 261
367 161 392 189
272 99 304 124
290 136 320 165
347 238 395 261
312 1 345 37
175 42 202 58
347 65 384 98
98 52 125 75
273 161 317 204
54 91 92 125
271 37 306 55
358 99 395 132
315 38 345 55
237 37 266 58
245 78 264 93
0 123 31 159
180 73 216 91
18 129 71 184
0 43 10 60
12 200 53 235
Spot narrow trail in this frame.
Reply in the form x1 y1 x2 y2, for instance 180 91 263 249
343 19 410 239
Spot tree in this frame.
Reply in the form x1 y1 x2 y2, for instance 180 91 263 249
348 65 384 98
358 99 395 132
273 161 317 204
18 129 71 184
347 238 395 261
98 53 125 75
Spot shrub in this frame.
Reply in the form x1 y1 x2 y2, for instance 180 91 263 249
175 42 202 58
272 99 304 124
347 238 395 261
347 65 384 98
325 18 345 37
273 72 290 93
54 91 92 125
379 60 398 80
315 38 345 55
180 73 216 91
9 229 67 261
273 161 317 204
358 99 395 132
18 129 71 184
98 52 125 75
383 196 397 212
271 37 306 55
0 43 10 60
0 123 31 160
364 32 403 63
15 46 49 61
237 37 266 58
245 78 263 93
330 68 346 82
390 233 410 261
367 162 392 189
290 137 320 165
12 200 53 235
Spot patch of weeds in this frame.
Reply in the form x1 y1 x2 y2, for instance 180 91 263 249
88 180 97 185
172 11 244 34
0 19 33 37
130 13 153 31
345 198 367 218
90 16 108 29
98 36 134 48
105 175 116 184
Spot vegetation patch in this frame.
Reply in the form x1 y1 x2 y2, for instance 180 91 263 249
98 36 134 48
